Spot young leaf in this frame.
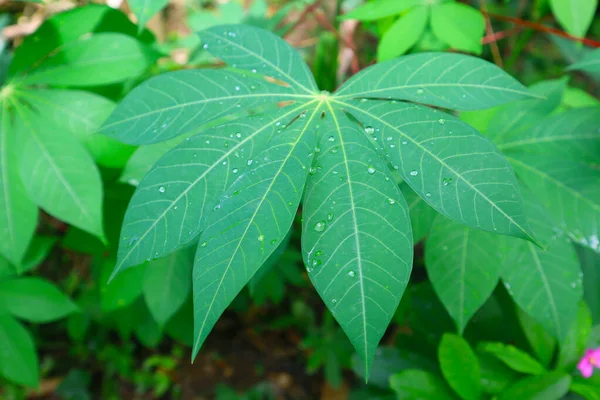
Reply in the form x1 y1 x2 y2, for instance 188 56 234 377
377 6 428 61
478 342 547 375
556 302 592 369
13 104 104 239
501 191 583 340
497 371 571 400
426 217 501 333
439 334 481 400
302 108 413 376
339 99 535 242
192 105 318 358
143 248 193 326
549 0 597 37
430 3 485 54
0 100 37 266
100 259 145 312
390 369 457 400
335 53 538 110
0 278 78 323
19 33 155 87
0 314 38 387
129 0 169 32
497 106 600 163
507 155 600 252
568 48 600 74
342 0 421 21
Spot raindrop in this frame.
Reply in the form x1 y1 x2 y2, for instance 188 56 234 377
329 147 338 154
203 43 209 50
299 112 306 118
235 132 242 138
425 193 431 197
227 31 237 37
442 177 453 186
314 221 326 232
410 170 418 176
270 239 277 245
386 136 393 141
327 212 334 222
158 186 166 193
331 299 337 304
234 86 240 91
201 241 208 247
309 167 317 175
327 135 335 142
389 144 396 148
367 166 376 174
258 234 265 242
314 147 321 153
365 126 375 135
224 142 229 148
251 68 257 73
287 201 293 206
232 168 239 174
247 159 253 166
417 89 424 94
402 141 408 145
205 139 211 144
348 270 356 277
307 267 313 273
315 250 323 257
437 118 446 125
222 161 227 165
387 198 395 205
174 206 178 210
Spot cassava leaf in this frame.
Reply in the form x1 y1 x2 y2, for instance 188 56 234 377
377 6 428 61
400 182 437 243
301 107 413 376
549 0 597 37
335 53 539 110
425 216 501 333
192 104 318 357
129 0 169 31
12 101 104 239
568 48 600 74
430 3 485 54
335 99 535 242
0 100 37 266
342 0 422 21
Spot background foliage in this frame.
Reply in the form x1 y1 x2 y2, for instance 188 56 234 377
0 0 598 398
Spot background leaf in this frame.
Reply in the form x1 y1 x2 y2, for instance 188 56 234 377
390 369 457 400
342 0 421 21
497 371 571 400
302 108 413 375
430 3 484 54
439 334 481 400
377 6 428 61
0 313 38 387
516 307 556 368
478 342 546 375
426 217 501 333
568 48 600 74
0 278 77 323
129 0 169 31
549 0 597 37
400 182 437 243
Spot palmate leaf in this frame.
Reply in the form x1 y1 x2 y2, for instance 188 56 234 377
105 24 537 375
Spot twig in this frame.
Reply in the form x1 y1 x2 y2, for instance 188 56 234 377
483 11 600 48
479 0 503 68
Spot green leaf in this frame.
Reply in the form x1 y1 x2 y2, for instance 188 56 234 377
497 106 600 163
487 78 569 144
477 349 521 395
0 277 77 323
479 342 546 375
335 53 538 110
568 48 600 74
13 103 104 239
439 334 481 400
501 191 583 340
507 155 600 253
390 369 457 400
430 3 485 54
579 245 600 323
20 235 57 274
20 33 155 87
143 248 193 325
497 371 571 400
302 108 413 376
571 379 600 400
549 0 597 37
0 100 37 265
337 99 535 242
556 302 592 369
129 0 169 31
191 104 318 358
400 182 437 243
342 0 421 21
516 307 556 368
426 217 501 333
0 313 38 387
9 4 154 77
377 6 428 61
120 140 180 186
113 107 308 275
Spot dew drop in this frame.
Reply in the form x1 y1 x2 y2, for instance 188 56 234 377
437 118 446 125
258 234 265 242
247 159 253 166
158 186 166 193
309 167 317 175
270 239 277 245
417 89 424 94
251 68 257 73
387 198 395 205
425 193 431 197
327 135 335 142
203 43 208 50
331 299 337 304
327 212 334 222
386 136 393 141
227 31 237 37
402 140 408 145
222 161 227 165
205 139 211 144
329 147 338 154
287 201 293 206
367 166 376 174
232 168 239 174
315 250 323 257
410 170 418 176
348 270 356 277
314 221 326 232
201 241 208 247
365 126 375 135
314 146 321 153
235 132 241 138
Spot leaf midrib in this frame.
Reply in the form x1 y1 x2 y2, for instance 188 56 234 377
335 99 536 243
192 100 323 355
115 100 316 276
528 242 561 336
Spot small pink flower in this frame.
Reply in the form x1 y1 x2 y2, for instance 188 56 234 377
578 348 600 378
